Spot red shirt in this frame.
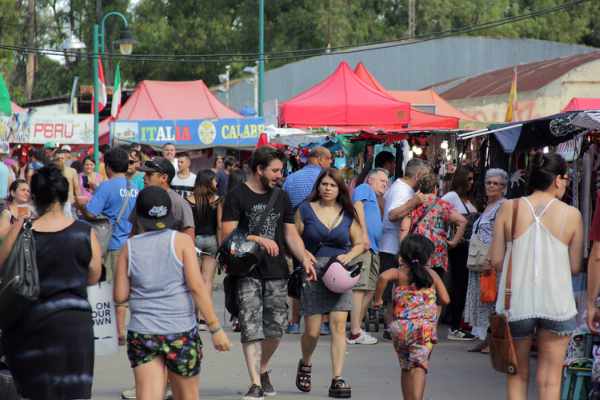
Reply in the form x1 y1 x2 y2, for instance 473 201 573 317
590 193 600 242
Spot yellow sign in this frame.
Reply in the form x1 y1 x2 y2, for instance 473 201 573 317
198 120 217 145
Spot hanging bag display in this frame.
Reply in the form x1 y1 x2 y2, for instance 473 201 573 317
87 282 119 356
0 219 39 331
489 199 519 375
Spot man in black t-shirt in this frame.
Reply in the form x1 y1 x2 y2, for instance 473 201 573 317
222 146 316 399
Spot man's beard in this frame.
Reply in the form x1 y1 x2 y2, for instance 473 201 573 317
259 175 272 190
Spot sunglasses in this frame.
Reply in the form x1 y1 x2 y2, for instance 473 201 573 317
128 160 138 165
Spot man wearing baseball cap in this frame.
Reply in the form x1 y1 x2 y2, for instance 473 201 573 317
120 157 195 400
115 186 231 399
134 157 194 239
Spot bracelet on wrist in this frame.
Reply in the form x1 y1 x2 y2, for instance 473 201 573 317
209 325 223 335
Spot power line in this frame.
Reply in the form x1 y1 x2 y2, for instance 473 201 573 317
0 0 592 64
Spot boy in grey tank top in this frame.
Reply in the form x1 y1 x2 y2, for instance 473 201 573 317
114 186 231 399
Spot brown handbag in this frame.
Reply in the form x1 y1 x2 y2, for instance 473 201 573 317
489 199 519 375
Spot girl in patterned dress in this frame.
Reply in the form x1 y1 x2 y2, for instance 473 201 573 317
374 234 450 400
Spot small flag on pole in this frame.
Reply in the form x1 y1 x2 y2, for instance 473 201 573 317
0 73 12 116
92 56 107 113
111 63 122 118
505 66 518 123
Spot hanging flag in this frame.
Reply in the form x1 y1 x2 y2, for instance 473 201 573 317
0 73 12 116
92 56 107 113
505 66 518 122
111 63 122 118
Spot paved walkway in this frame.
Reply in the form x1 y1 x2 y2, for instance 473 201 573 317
92 292 537 399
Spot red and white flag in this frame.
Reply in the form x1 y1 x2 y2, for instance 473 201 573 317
92 55 107 113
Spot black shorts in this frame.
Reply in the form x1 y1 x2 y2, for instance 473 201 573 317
379 252 400 305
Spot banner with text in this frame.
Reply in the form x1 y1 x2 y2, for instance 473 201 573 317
0 113 93 144
112 118 265 148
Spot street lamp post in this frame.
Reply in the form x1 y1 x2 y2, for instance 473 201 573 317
258 0 265 117
92 11 134 171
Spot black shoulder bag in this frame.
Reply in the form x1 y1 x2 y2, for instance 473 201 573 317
222 188 281 317
0 219 39 331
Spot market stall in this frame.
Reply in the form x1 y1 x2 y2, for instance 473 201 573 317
279 61 411 130
110 80 264 150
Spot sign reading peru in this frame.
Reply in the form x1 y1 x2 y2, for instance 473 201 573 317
113 118 265 148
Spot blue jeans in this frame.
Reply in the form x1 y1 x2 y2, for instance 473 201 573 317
509 317 576 339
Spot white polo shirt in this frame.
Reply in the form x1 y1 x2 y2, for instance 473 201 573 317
379 179 414 255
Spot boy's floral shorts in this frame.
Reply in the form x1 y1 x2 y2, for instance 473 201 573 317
127 327 203 377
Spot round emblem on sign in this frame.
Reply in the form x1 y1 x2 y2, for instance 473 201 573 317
198 121 217 145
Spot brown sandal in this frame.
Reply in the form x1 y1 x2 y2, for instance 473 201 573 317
295 359 312 393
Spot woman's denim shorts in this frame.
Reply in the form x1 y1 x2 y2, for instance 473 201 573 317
509 317 576 339
195 234 218 257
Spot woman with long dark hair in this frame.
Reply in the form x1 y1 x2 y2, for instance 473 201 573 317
441 166 480 341
294 168 365 398
0 164 102 400
490 153 583 399
0 179 34 238
186 169 222 331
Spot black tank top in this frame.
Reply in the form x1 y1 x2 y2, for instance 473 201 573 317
33 220 92 306
187 198 219 236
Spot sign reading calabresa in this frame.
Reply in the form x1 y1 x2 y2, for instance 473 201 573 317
112 118 265 148
0 113 94 144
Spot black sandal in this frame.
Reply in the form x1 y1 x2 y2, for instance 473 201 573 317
295 359 312 393
329 377 351 398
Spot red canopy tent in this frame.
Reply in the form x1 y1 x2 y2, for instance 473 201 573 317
279 62 410 131
354 62 460 130
101 80 242 141
562 98 600 112
116 80 241 120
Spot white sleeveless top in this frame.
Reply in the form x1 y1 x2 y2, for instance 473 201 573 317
495 198 577 322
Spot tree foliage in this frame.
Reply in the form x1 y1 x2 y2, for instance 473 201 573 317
1 0 599 102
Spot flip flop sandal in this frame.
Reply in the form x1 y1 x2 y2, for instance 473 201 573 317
295 359 312 393
329 377 351 398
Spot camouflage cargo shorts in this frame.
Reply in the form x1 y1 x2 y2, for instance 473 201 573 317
237 277 288 343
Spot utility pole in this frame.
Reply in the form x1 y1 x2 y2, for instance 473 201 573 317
408 0 416 39
25 0 36 100
258 0 265 117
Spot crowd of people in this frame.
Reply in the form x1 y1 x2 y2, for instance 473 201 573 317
0 140 592 400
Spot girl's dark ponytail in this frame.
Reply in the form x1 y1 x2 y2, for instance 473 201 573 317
399 234 435 289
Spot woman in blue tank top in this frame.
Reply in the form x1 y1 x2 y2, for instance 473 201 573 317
114 186 231 400
294 168 366 398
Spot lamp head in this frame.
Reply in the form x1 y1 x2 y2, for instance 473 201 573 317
61 33 86 62
115 29 135 55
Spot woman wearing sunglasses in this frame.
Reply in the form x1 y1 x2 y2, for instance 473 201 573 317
489 153 583 399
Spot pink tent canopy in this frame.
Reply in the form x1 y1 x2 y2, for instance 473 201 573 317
116 80 241 120
354 62 389 94
562 98 600 112
11 102 24 113
354 63 459 129
101 80 242 141
279 62 410 130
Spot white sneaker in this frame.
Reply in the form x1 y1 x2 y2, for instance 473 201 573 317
347 330 378 345
447 329 476 341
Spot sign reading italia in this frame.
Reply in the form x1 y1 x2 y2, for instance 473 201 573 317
112 118 265 148
0 113 94 144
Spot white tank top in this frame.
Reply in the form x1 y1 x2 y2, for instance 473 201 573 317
496 198 577 322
